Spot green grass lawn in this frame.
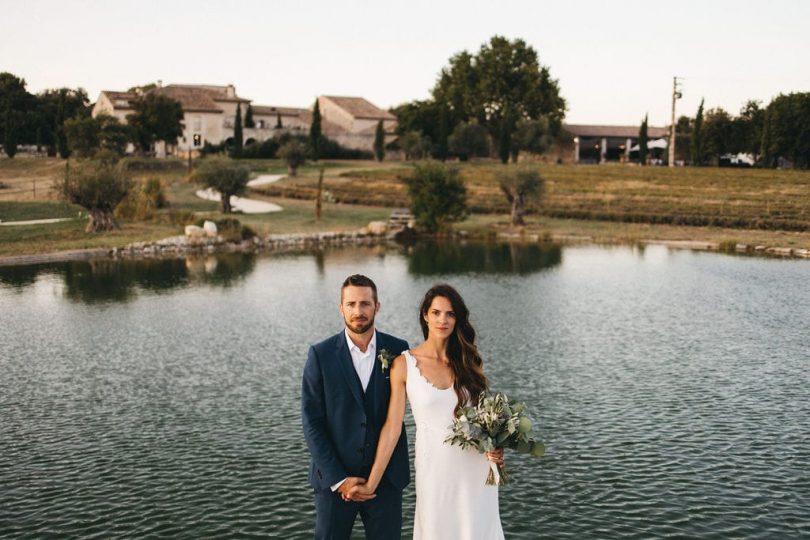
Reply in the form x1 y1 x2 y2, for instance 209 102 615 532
0 219 180 257
0 200 83 221
3 157 810 259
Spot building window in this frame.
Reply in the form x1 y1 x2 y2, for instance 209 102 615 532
192 116 202 131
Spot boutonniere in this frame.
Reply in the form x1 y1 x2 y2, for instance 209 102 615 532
377 349 395 372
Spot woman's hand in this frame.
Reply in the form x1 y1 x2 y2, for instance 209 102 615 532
347 482 377 501
485 447 504 467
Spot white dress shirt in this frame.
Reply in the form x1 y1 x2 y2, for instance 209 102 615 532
346 328 377 392
332 329 377 492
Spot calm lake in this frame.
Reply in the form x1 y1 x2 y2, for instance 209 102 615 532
1 242 808 539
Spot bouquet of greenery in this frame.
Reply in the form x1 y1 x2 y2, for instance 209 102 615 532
444 391 544 485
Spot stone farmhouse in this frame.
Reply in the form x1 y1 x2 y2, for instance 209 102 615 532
92 83 396 156
316 95 397 151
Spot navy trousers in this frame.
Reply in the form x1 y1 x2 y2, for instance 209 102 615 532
313 483 402 539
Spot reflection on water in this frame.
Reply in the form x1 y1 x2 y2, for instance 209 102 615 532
0 253 257 303
406 240 562 275
0 241 560 303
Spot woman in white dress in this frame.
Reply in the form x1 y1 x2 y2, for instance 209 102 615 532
350 284 505 539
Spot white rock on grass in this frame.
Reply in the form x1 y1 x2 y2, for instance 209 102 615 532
368 221 388 235
185 225 206 238
203 220 218 237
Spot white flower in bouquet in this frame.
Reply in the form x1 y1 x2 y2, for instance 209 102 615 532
445 391 544 485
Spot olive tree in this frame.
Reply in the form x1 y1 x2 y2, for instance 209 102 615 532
278 140 308 176
58 160 133 232
192 158 250 213
498 167 545 226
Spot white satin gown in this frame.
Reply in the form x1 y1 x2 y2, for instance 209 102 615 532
403 350 504 540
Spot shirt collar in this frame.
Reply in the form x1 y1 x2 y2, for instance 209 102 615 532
345 328 376 355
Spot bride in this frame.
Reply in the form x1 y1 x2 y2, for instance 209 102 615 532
350 284 505 539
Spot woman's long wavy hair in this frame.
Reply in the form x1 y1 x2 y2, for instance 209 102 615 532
419 284 488 414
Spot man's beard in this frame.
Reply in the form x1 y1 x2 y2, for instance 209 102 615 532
345 315 374 335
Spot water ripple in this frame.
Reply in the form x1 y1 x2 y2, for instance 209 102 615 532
1 246 809 538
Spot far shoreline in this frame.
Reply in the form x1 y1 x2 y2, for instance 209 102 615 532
2 225 809 268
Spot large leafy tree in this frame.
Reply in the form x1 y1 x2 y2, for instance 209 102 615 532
448 120 490 161
703 108 734 162
733 100 764 159
406 161 467 233
511 117 554 161
0 74 89 157
674 115 692 162
761 92 810 169
126 93 184 154
65 114 128 158
37 88 90 157
431 36 566 163
400 131 430 160
3 108 19 157
0 72 33 156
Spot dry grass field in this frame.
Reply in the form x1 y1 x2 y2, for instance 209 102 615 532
257 161 810 231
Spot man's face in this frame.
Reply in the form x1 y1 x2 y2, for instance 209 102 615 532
340 285 380 335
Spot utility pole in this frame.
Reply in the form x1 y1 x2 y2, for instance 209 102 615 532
669 76 682 167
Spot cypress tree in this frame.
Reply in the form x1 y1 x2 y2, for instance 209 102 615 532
436 104 449 161
310 99 322 161
244 103 255 128
232 103 243 158
638 114 649 166
56 90 69 158
759 108 773 168
276 113 283 129
374 120 385 162
3 108 17 158
691 98 705 165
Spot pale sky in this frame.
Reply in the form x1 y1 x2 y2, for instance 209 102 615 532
1 0 808 127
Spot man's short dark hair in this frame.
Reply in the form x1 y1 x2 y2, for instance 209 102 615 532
341 274 378 302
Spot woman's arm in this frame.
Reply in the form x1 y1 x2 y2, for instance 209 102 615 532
351 354 407 496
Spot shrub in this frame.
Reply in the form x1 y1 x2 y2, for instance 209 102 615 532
241 138 279 159
405 161 468 233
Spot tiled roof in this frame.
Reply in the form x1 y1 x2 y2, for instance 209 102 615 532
322 96 395 120
101 91 137 109
152 85 248 113
564 124 669 139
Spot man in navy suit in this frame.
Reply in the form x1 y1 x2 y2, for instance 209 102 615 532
302 274 410 539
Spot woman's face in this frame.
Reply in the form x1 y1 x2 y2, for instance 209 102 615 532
424 295 457 340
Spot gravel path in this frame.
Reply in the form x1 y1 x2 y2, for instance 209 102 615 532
195 189 283 213
194 174 286 213
0 217 75 226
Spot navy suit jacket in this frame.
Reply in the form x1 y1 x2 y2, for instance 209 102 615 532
302 330 410 492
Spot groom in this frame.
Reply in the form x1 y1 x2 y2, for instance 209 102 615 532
301 274 410 539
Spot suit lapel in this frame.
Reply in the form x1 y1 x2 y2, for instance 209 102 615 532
372 332 388 413
336 332 364 408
